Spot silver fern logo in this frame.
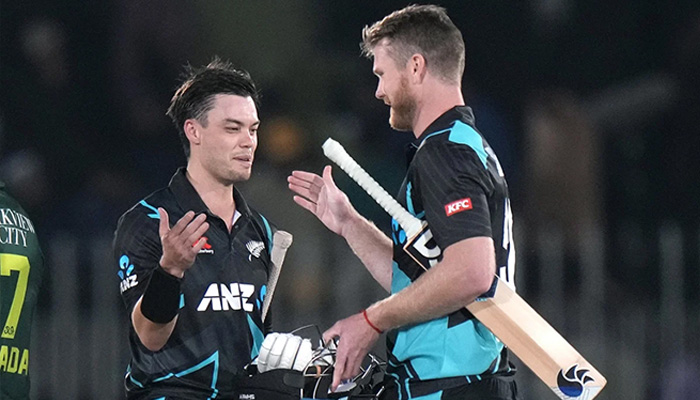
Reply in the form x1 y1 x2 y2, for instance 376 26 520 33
246 240 264 260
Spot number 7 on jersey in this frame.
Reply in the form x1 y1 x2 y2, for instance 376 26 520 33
1 254 31 339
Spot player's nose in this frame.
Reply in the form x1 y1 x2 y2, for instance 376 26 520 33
240 131 256 148
375 85 384 100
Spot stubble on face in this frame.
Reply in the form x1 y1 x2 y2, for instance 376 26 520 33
217 138 255 184
229 164 252 183
388 76 417 132
197 94 258 185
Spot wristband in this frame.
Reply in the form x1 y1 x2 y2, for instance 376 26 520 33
362 309 383 334
140 266 181 323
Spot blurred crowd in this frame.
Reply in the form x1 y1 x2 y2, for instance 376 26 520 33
2 1 700 397
1 1 698 232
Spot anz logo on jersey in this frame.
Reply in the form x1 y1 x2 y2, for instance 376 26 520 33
118 255 138 294
197 282 255 312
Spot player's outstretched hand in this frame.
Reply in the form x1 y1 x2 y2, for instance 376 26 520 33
288 165 357 236
158 208 209 278
322 312 381 393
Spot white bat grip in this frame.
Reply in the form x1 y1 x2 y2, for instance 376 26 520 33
262 231 293 322
322 138 422 237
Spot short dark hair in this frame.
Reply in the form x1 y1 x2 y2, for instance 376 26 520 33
166 57 260 158
361 4 465 84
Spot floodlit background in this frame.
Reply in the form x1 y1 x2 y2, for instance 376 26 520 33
1 1 699 399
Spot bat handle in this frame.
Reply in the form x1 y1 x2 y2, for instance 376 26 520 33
322 138 422 236
261 231 293 322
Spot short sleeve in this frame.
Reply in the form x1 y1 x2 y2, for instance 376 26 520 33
113 209 163 312
414 140 494 250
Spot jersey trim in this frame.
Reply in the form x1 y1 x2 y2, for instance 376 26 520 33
151 351 220 399
447 121 488 169
139 200 161 219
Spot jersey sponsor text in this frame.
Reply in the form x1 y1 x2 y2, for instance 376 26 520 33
0 227 28 247
197 282 255 312
0 208 35 248
118 255 138 293
194 237 214 254
0 209 35 233
444 197 472 216
120 275 138 293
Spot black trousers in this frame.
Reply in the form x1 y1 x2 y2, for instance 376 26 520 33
380 376 521 400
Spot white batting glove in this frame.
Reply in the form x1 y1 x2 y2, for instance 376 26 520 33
257 332 313 373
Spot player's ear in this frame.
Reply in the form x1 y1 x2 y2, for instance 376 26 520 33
409 54 427 83
184 119 201 145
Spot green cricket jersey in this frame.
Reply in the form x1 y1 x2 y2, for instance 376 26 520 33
0 182 44 400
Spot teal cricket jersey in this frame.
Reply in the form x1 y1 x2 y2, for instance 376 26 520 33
386 106 517 399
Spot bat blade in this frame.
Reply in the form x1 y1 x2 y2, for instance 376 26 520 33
467 278 607 399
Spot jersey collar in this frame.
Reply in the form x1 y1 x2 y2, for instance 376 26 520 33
406 106 475 165
167 167 252 218
413 106 475 146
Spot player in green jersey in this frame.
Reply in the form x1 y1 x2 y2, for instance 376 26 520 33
0 181 45 400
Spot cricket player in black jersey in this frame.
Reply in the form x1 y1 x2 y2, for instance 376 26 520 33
288 5 519 400
113 59 280 399
0 182 44 400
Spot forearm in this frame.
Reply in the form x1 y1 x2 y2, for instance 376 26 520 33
131 265 183 351
132 297 178 351
365 263 472 331
341 212 393 292
365 237 494 331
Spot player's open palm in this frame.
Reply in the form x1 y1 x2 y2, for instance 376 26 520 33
288 165 356 236
158 208 209 278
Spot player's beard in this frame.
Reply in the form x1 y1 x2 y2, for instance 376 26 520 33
388 76 417 132
203 155 253 185
228 168 251 183
227 161 253 183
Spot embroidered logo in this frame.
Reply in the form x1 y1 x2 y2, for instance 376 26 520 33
118 255 138 293
193 237 214 254
246 240 264 260
445 197 472 217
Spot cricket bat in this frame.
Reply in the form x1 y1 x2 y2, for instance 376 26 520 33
261 230 293 322
322 138 607 400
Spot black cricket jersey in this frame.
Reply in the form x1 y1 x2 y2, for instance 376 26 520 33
0 182 44 400
113 168 277 399
387 106 516 399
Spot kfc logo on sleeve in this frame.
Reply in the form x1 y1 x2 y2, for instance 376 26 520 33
445 197 472 216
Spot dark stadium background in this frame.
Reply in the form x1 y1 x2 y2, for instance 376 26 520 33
1 1 699 398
